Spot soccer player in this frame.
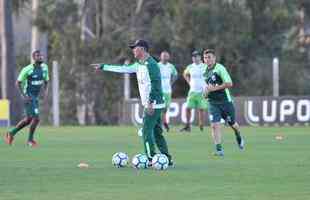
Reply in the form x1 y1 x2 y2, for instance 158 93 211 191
158 51 178 132
203 49 244 156
92 40 173 166
4 50 49 147
180 50 207 132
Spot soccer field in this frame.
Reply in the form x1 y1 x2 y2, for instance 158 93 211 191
0 126 309 200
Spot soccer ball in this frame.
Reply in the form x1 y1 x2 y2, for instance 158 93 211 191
152 154 169 170
131 154 149 169
112 152 128 168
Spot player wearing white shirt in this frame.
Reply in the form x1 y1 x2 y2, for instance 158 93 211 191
180 51 208 132
158 51 178 132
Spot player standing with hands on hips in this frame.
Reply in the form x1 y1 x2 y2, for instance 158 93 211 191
91 40 174 166
203 49 244 156
180 50 208 132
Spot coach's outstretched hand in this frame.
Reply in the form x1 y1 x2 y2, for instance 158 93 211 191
90 63 102 72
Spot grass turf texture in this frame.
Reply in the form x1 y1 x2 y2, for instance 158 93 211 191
0 126 309 200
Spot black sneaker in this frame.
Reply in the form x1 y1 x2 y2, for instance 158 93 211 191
163 122 170 132
199 125 204 131
236 137 245 150
179 126 191 132
168 159 174 167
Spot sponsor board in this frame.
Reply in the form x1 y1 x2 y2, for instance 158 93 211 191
0 99 10 127
120 96 310 126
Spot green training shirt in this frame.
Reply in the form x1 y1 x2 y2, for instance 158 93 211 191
204 63 233 104
17 63 49 97
142 57 164 105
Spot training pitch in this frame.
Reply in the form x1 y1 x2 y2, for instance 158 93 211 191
0 126 309 200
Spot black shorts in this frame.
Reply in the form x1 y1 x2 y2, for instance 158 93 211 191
208 102 236 125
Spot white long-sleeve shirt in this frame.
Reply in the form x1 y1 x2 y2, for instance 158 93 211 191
102 58 165 108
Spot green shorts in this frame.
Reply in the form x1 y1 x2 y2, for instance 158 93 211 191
24 98 39 117
208 102 235 125
186 92 208 110
163 93 172 109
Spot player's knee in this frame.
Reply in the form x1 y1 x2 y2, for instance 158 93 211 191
142 128 152 137
25 117 32 124
211 123 220 130
155 128 163 136
32 117 40 124
231 122 239 129
226 116 236 127
228 121 235 127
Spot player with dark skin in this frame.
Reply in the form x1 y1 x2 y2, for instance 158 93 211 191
4 50 49 147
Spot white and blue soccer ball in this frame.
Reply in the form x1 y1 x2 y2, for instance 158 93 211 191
112 152 129 168
152 154 169 170
131 154 149 169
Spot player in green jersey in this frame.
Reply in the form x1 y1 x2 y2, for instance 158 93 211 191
158 51 178 132
4 50 49 147
203 49 244 156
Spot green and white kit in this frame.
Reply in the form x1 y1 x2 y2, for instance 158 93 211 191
101 57 172 161
17 63 49 117
158 62 178 108
184 63 208 110
204 63 235 125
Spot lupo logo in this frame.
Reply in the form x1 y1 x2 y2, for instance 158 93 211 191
244 97 310 126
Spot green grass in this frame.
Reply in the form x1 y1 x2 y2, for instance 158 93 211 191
0 126 309 200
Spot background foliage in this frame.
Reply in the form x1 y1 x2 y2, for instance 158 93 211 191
2 0 310 124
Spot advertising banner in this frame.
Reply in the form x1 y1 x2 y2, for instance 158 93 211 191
120 96 310 126
0 99 10 127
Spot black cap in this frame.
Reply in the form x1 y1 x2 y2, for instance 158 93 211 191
129 39 149 51
191 50 200 57
203 49 215 55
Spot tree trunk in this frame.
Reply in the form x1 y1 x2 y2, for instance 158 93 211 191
75 0 97 125
0 0 22 124
31 0 40 60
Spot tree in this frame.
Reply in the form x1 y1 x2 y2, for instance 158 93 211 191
0 0 23 124
29 0 308 124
